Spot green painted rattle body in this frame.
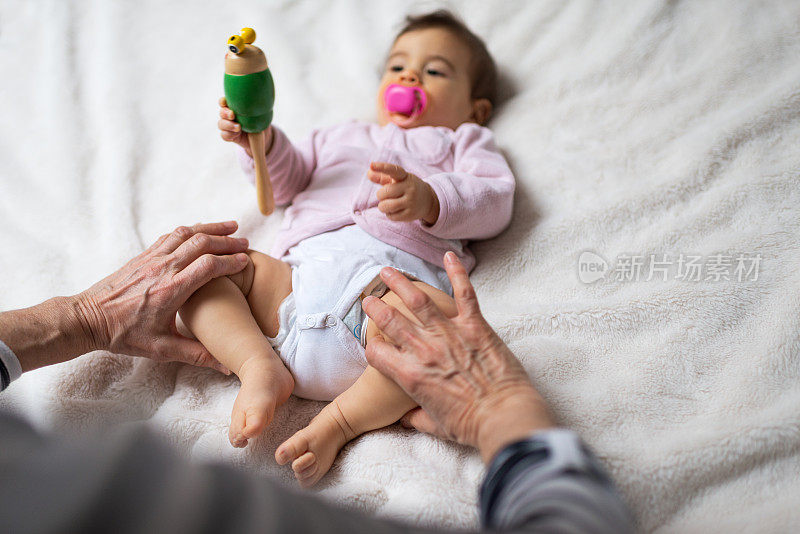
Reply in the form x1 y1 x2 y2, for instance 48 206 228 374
224 27 275 215
223 69 275 133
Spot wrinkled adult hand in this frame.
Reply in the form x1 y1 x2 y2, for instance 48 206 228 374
363 252 554 463
398 406 441 435
77 221 250 372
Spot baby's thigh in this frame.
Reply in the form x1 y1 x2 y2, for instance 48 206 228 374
365 281 456 344
230 249 292 338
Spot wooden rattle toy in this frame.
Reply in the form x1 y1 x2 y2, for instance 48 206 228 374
224 27 275 215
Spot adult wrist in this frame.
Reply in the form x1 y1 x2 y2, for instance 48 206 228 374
71 292 109 354
3 295 103 374
475 388 555 464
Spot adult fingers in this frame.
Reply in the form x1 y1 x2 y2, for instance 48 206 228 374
156 335 231 374
370 162 408 181
146 232 172 254
173 253 250 303
189 221 241 236
443 252 482 318
157 221 239 254
400 408 446 437
377 267 447 325
362 295 423 350
170 234 249 271
376 182 406 201
150 222 236 255
363 333 408 385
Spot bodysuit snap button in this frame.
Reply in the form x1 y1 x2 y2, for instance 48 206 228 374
325 316 336 327
305 317 315 327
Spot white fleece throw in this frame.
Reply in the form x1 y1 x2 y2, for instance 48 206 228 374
1 1 799 531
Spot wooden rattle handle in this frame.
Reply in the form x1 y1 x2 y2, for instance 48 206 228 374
248 130 274 215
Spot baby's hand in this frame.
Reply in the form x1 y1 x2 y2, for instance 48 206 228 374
217 97 273 158
369 162 440 225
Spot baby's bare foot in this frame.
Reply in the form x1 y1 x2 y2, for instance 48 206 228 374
274 401 357 487
229 356 294 448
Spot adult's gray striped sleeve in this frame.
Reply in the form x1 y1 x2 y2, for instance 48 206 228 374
0 340 22 391
480 429 635 533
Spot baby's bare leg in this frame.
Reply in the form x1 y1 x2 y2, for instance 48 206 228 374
179 250 294 447
275 282 456 487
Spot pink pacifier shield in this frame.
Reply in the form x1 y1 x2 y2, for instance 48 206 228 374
384 84 427 116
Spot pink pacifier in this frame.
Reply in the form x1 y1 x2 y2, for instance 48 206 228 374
384 83 427 117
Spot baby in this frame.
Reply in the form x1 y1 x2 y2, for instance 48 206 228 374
179 10 514 487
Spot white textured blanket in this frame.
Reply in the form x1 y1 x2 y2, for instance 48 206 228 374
1 0 799 531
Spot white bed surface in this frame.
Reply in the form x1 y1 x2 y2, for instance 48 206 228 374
1 1 799 531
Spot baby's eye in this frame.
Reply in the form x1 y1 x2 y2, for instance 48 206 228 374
426 68 444 77
389 65 403 72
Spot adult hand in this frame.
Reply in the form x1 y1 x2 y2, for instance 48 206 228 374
77 221 250 372
363 252 554 463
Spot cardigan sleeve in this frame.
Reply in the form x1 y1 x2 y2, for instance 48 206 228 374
237 125 320 206
420 123 515 240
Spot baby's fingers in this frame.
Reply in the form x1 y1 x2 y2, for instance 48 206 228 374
368 169 393 186
385 209 413 222
378 198 407 215
218 119 242 134
370 162 408 181
221 130 242 143
219 107 236 121
219 96 228 108
376 182 406 201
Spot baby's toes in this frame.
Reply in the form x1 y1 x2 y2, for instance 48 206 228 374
242 401 275 439
229 403 249 448
275 430 310 465
292 452 319 487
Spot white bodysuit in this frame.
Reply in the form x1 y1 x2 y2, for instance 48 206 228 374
267 224 451 401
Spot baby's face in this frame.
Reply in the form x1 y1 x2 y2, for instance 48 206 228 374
377 27 479 130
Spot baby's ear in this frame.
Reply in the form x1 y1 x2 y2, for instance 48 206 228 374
470 98 493 125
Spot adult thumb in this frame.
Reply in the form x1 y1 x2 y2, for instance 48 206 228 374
160 336 231 375
400 408 446 438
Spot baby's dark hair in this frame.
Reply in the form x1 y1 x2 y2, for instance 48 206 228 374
395 9 498 106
